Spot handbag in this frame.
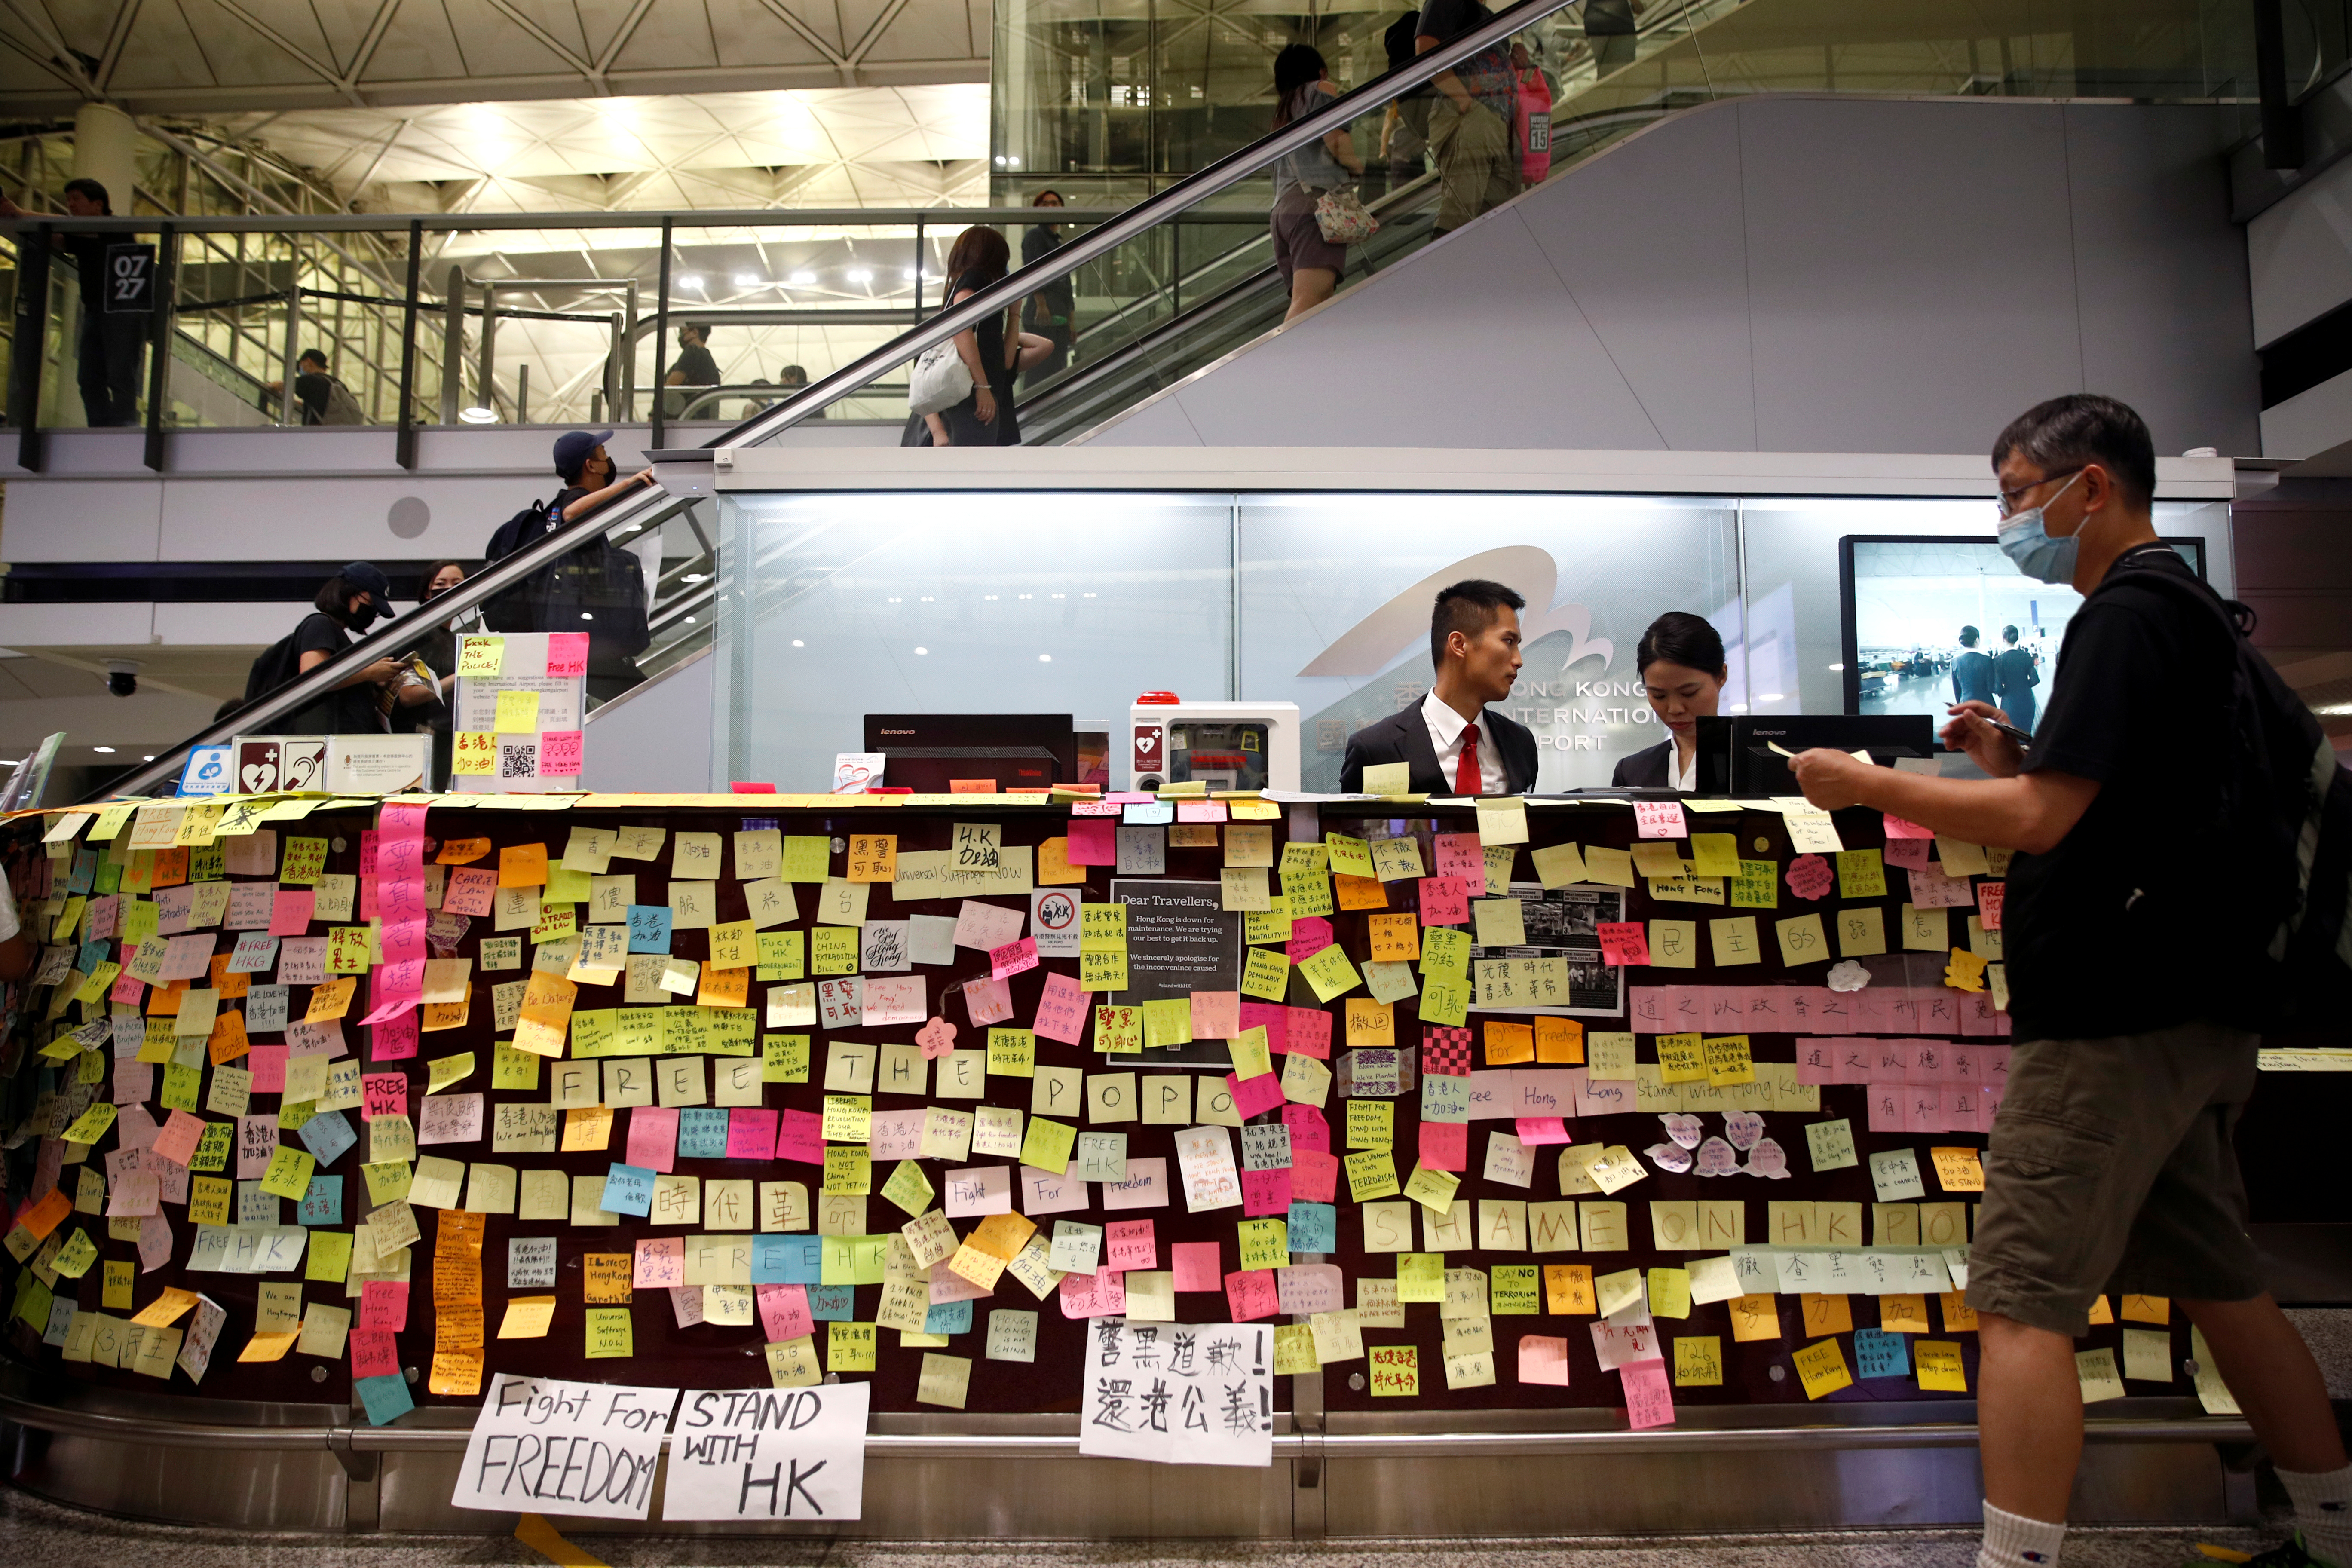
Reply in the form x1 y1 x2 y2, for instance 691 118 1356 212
1314 186 1380 245
908 339 974 417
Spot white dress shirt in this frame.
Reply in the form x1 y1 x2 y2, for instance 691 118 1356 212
1670 740 1697 793
1422 689 1507 796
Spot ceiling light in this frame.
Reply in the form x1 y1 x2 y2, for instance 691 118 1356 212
677 273 704 290
459 406 496 424
846 269 873 284
1760 692 1784 701
1727 703 1749 713
142 755 154 761
903 269 919 282
1827 663 1846 671
733 272 761 287
92 746 115 754
790 271 815 285
914 646 929 655
683 573 708 583
1038 653 1052 662
791 639 805 648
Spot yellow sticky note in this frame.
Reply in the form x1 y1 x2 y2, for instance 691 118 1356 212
1916 1338 1968 1392
1361 762 1412 796
1792 1337 1853 1400
498 1296 557 1338
1689 834 1739 878
456 636 505 677
1471 897 1525 948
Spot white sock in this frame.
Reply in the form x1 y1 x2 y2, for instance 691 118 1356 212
2278 1464 2352 1566
1978 1500 2067 1568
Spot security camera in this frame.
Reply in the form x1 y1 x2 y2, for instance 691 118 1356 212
104 660 140 698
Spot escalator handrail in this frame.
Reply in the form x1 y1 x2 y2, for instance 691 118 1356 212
91 484 688 802
703 0 1589 450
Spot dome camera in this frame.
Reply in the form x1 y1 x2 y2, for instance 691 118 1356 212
104 659 140 698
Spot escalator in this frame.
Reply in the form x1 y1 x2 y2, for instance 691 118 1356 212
96 0 2254 799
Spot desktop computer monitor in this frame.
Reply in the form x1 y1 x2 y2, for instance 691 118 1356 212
862 714 1076 793
1694 714 1936 795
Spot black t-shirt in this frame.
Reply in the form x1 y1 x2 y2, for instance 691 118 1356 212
672 344 720 386
2006 545 2245 1042
292 612 390 735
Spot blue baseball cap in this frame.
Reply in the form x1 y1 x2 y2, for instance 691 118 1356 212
553 429 615 481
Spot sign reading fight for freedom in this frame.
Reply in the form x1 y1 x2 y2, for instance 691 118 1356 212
452 1374 681 1519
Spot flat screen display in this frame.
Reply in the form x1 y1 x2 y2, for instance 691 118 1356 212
1838 536 2204 733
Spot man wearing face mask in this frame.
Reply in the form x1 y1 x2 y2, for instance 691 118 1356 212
286 562 436 735
1787 395 2348 1568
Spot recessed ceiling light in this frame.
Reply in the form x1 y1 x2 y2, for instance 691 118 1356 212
1038 653 1052 662
92 745 115 753
789 271 815 285
733 273 761 286
915 647 929 655
791 639 805 648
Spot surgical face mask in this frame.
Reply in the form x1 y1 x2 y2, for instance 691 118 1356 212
349 600 381 630
1996 469 2085 585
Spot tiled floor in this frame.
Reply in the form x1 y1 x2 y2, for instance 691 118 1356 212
0 1486 2287 1568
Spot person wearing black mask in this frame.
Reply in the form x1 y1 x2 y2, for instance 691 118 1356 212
288 562 436 735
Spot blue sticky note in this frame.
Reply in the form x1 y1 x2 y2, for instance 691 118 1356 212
68 854 95 896
77 938 108 975
807 1284 855 1321
298 1109 357 1167
925 1298 973 1335
1854 1328 1910 1379
1286 1201 1337 1254
752 1234 823 1283
600 1162 656 1217
298 1175 343 1227
355 1373 414 1426
678 1109 729 1160
627 905 673 954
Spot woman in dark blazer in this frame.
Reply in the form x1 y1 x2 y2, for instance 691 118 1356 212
1611 612 1728 790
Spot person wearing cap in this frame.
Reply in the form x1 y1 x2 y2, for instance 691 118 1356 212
550 430 657 525
288 562 435 735
480 429 658 702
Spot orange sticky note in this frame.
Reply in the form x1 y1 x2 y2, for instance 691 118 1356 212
435 837 493 865
968 1213 1038 1261
19 1189 71 1241
207 1008 251 1065
1939 1291 1979 1333
1366 913 1420 962
429 1348 485 1395
1534 1017 1584 1063
562 1106 614 1152
147 979 187 1017
1880 1293 1931 1333
2086 1294 2114 1325
1038 837 1084 886
1484 1021 1534 1064
1801 1293 1853 1337
151 848 188 888
2120 1294 2170 1325
1729 1293 1782 1342
499 844 550 888
207 954 250 1000
1333 873 1388 910
697 965 750 1009
306 976 357 1022
949 779 998 794
582 1254 633 1303
1542 1263 1595 1315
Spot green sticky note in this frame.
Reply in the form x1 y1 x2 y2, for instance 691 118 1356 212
305 1230 352 1283
1730 859 1779 909
764 1033 811 1083
1491 1264 1541 1315
1344 1148 1399 1203
756 930 805 981
881 1159 933 1218
811 926 860 976
1419 926 1471 980
1346 1101 1394 1150
258 1145 315 1201
1296 943 1361 1003
1397 1252 1445 1302
1648 1266 1692 1319
1323 834 1376 879
1141 998 1192 1048
1282 868 1335 919
1236 1218 1289 1271
1020 1117 1076 1173
782 836 833 882
1837 849 1887 899
585 1306 633 1359
1689 834 1740 878
1418 975 1469 1027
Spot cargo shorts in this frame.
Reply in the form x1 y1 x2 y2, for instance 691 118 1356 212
1963 1019 2267 1338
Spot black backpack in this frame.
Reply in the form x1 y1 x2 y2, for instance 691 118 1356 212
243 628 307 705
2116 564 2350 1026
482 500 652 662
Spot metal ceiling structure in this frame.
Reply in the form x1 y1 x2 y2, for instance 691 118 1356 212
0 0 991 113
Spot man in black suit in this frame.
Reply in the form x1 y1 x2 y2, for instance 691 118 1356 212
1340 578 1539 795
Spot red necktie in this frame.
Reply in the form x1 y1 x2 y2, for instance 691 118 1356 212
1455 721 1482 796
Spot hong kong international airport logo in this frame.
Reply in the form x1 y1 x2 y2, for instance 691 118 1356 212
1294 545 1657 790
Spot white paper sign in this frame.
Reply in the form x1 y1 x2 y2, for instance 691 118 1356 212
1032 889 1081 957
450 1374 681 1519
1173 1125 1242 1213
1078 1320 1274 1468
662 1381 870 1521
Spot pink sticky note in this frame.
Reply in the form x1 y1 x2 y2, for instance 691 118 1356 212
1190 990 1239 1040
1286 1007 1332 1060
349 1331 400 1379
1431 833 1483 879
1417 876 1470 925
1597 922 1650 966
777 1109 824 1164
989 937 1038 981
109 968 146 1005
633 1237 686 1288
1285 917 1334 965
540 731 583 778
1175 800 1227 823
1223 1268 1280 1322
269 890 315 937
1518 1334 1571 1386
361 1074 407 1121
1105 1219 1157 1271
1058 1267 1127 1319
1515 1116 1571 1145
1288 1148 1339 1204
1066 819 1118 864
371 1013 419 1062
1883 812 1935 838
1032 972 1089 1044
1417 1121 1468 1172
1240 1166 1292 1216
246 1045 287 1094
1172 1241 1222 1292
626 1107 679 1173
1883 836 1933 870
962 977 1014 1027
1282 1104 1330 1153
1979 882 2006 930
545 631 590 678
358 1280 408 1333
151 1110 203 1168
1622 1358 1677 1429
916 1016 959 1059
726 1108 779 1161
1226 1071 1285 1120
1239 1002 1289 1052
943 1165 1013 1216
756 1282 811 1344
1633 799 1687 839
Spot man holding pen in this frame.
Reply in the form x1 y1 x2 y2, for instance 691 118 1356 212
1790 394 2348 1568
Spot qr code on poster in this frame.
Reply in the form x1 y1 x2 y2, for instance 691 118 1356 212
499 741 539 779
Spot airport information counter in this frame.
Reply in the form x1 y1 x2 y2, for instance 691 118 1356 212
0 790 2272 1536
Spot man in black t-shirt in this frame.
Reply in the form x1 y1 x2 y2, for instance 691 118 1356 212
662 323 722 418
0 178 144 426
1789 395 2349 1568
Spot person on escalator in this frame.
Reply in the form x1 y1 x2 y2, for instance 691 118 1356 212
914 226 1053 447
1020 191 1077 388
1372 10 1431 202
481 430 655 701
1271 45 1368 323
1414 0 1522 235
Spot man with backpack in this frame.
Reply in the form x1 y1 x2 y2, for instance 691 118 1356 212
1790 395 2348 1568
263 348 366 425
483 429 657 701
